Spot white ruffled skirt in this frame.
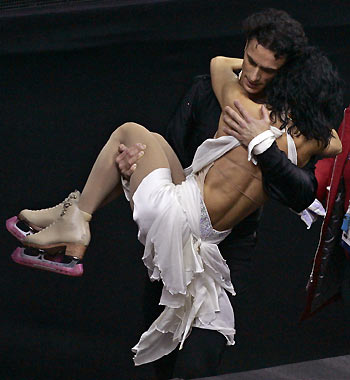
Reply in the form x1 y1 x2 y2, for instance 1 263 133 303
130 167 236 365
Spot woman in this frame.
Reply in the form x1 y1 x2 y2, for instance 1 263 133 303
6 47 343 364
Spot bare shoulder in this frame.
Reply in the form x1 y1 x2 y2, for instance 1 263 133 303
293 129 342 162
275 132 319 167
294 134 319 167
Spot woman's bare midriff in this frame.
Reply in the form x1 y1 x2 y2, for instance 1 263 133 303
203 127 319 232
203 145 268 231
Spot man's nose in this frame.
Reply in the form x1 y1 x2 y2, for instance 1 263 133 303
250 67 261 82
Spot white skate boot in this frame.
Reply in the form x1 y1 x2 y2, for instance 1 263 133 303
6 190 80 241
11 200 91 277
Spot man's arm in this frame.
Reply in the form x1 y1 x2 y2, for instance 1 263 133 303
222 101 317 211
117 75 317 211
165 75 220 168
256 142 318 212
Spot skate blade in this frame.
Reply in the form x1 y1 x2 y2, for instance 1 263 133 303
11 247 84 277
6 216 37 241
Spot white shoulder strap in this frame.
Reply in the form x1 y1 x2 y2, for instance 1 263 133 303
286 132 298 165
185 136 241 176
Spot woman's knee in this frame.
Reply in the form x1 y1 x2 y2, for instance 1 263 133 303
110 122 144 142
151 132 164 141
151 132 170 149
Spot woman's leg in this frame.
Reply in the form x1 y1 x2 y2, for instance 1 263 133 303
150 132 185 185
95 132 185 209
78 122 184 215
15 122 185 274
21 122 180 254
11 128 184 240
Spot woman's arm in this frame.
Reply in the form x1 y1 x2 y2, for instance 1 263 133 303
279 128 341 168
320 129 342 157
210 56 243 109
211 57 263 126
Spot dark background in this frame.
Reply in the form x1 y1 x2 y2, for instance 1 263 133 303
1 1 350 379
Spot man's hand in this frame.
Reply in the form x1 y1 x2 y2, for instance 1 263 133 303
222 100 271 147
116 143 146 180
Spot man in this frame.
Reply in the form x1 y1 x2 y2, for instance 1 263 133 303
117 9 317 379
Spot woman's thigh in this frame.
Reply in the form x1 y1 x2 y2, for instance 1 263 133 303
151 132 185 185
115 122 173 193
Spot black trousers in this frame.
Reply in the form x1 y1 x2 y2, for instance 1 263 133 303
142 233 257 380
341 257 350 338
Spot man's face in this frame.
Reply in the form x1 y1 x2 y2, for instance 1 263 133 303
240 38 286 98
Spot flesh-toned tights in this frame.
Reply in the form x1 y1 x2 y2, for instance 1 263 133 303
78 122 185 215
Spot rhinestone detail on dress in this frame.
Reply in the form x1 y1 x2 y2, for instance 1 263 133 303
199 198 231 240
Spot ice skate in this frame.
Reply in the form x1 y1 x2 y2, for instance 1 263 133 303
6 190 80 241
12 199 91 276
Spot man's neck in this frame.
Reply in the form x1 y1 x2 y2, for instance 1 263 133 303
248 92 266 104
237 70 266 104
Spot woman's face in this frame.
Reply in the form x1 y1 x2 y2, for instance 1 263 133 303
240 38 286 97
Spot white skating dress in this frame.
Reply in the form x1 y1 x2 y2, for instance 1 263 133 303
129 129 297 365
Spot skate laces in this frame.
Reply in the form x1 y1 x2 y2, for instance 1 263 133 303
62 190 79 209
60 190 80 216
27 191 79 234
60 201 72 217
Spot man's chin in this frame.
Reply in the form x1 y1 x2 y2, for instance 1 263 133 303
243 84 261 96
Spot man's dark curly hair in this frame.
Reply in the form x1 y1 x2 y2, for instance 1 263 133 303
266 46 344 147
242 8 307 60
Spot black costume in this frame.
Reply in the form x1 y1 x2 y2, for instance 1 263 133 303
143 75 317 379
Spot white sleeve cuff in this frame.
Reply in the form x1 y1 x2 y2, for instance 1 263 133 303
247 129 276 165
296 198 326 229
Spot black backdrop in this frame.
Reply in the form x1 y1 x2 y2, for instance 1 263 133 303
1 1 350 379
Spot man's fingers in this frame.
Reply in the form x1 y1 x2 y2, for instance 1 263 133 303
126 164 137 177
126 146 141 159
116 149 127 164
224 106 246 128
116 142 147 180
223 126 234 136
120 144 146 164
223 126 242 140
223 113 243 132
118 143 127 153
128 150 144 166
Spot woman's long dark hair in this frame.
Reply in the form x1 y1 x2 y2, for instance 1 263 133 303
265 46 343 147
